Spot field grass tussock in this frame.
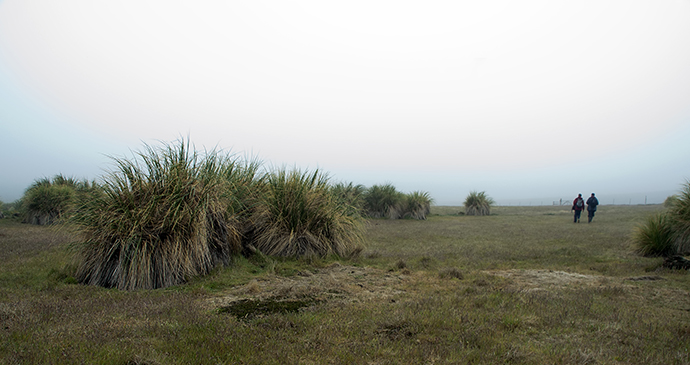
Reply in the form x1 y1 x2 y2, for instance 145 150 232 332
250 168 365 258
70 140 253 290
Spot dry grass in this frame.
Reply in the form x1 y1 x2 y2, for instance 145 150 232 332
1 204 689 364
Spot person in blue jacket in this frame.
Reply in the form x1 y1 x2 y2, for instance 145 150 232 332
586 193 599 223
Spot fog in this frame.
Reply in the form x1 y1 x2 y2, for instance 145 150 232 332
1 1 689 205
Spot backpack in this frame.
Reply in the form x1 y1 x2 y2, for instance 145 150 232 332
576 199 583 208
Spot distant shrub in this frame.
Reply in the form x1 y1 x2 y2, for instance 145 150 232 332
464 191 494 216
403 191 433 220
21 174 97 225
250 168 365 258
330 181 366 217
70 139 258 290
363 184 433 220
363 183 405 219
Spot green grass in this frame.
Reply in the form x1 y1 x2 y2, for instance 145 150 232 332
1 204 689 364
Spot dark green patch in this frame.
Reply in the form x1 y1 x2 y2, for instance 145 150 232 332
218 297 320 320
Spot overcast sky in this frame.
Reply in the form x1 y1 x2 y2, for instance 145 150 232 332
1 0 689 205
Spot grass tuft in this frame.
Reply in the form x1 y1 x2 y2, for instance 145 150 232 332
633 213 677 257
634 181 690 256
69 139 257 290
250 168 365 258
402 191 433 220
20 174 97 225
464 191 494 216
363 183 405 219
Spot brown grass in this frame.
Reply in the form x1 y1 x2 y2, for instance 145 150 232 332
1 205 689 364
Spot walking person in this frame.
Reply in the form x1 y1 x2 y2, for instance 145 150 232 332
572 193 585 223
586 193 599 223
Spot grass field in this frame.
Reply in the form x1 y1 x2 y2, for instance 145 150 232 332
1 204 689 364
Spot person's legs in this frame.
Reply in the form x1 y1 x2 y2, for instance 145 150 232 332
574 210 581 223
588 210 594 223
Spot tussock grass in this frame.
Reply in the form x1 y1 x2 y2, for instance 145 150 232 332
363 183 405 219
250 168 365 258
330 181 366 216
402 191 433 220
464 190 494 216
20 174 97 225
363 184 433 220
633 213 676 257
668 181 690 253
70 139 257 290
634 181 690 256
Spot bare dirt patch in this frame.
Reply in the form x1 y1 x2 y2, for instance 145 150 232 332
206 263 409 315
485 269 604 289
206 265 685 318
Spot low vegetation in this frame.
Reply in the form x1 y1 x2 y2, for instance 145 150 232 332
362 184 433 220
1 204 688 364
250 168 365 258
463 190 494 216
634 181 690 256
20 174 97 225
330 181 366 216
69 140 255 290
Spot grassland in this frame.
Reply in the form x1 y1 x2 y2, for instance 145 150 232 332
1 204 689 364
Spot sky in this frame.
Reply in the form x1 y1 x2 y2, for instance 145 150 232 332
1 0 689 206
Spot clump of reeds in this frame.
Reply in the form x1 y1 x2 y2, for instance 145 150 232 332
250 168 365 258
669 182 690 253
403 191 433 220
21 174 96 225
70 139 258 290
363 184 405 219
634 181 690 256
633 213 676 257
464 191 494 216
361 184 434 220
664 195 679 208
330 181 366 217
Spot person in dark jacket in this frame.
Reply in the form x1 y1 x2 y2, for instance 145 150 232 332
572 193 585 223
586 193 599 223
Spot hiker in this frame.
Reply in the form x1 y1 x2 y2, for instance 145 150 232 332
572 193 585 223
586 193 599 223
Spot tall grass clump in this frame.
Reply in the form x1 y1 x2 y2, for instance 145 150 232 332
402 191 433 220
634 181 690 256
330 181 366 216
464 191 494 216
663 195 679 208
363 183 405 219
20 174 96 225
250 168 365 258
667 181 690 253
633 213 677 257
70 139 258 290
